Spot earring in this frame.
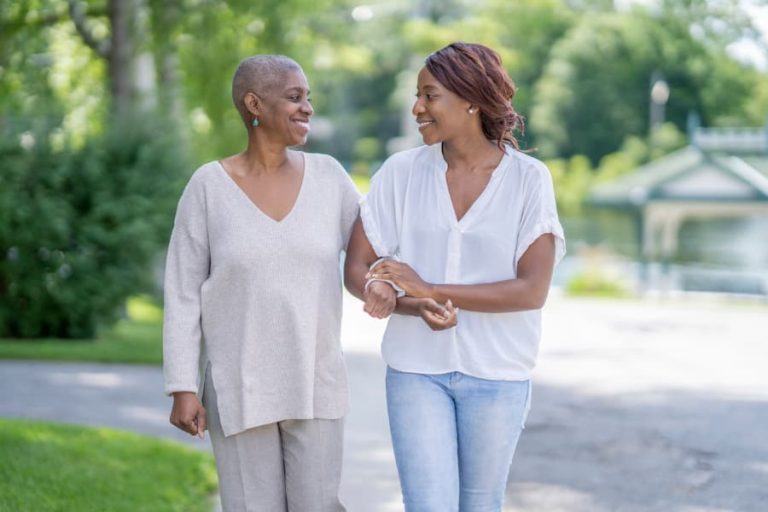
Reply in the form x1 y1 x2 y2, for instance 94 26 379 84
252 117 260 127
468 107 476 114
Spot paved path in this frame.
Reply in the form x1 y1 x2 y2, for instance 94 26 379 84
2 293 767 511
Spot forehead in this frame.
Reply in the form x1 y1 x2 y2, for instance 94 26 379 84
276 69 310 92
416 67 443 90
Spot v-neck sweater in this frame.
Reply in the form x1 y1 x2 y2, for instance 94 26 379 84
360 143 565 381
163 153 360 436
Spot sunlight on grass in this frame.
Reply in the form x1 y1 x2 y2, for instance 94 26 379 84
126 295 163 323
0 296 163 364
0 419 217 512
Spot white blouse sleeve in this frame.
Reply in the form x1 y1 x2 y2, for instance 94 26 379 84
359 155 406 258
514 162 566 268
162 175 210 395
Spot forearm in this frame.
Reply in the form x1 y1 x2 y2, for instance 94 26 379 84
427 278 549 313
394 296 425 316
343 217 384 301
344 256 370 301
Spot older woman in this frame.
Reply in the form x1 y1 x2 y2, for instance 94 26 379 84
163 55 358 512
345 43 565 511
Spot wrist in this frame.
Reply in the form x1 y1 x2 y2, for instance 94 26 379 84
423 282 439 300
365 277 405 298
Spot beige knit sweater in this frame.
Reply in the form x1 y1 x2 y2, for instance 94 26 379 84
162 153 360 436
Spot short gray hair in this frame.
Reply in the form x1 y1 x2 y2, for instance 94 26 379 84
231 55 302 124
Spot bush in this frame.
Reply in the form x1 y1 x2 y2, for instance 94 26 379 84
0 121 188 338
566 271 631 298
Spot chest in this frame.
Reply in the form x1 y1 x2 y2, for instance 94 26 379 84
230 170 303 223
206 175 343 270
445 168 494 222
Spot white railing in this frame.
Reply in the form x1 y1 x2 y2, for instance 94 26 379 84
693 127 768 152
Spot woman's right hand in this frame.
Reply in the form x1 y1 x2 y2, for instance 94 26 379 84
416 298 458 330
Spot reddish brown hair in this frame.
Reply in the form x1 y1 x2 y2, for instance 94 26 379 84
425 42 524 149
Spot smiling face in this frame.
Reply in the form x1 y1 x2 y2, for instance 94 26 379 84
253 69 314 146
412 66 473 146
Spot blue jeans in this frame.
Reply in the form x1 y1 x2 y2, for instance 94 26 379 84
386 367 530 512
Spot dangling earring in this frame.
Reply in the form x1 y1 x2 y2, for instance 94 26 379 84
252 117 260 127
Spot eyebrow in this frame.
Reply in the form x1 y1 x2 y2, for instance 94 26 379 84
284 86 309 94
418 84 439 91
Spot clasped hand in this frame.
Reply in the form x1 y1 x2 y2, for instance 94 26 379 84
364 262 457 330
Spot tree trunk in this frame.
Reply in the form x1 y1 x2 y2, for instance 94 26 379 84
108 0 136 116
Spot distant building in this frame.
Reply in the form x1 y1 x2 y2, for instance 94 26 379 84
589 116 768 295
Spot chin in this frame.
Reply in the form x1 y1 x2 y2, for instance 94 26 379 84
288 136 308 147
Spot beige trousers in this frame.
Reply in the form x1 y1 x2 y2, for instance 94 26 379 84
203 369 346 512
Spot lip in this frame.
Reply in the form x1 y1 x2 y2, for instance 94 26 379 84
417 119 434 131
292 119 311 132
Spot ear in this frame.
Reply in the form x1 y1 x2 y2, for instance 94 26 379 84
244 91 261 116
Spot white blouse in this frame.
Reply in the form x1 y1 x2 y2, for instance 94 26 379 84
360 143 565 381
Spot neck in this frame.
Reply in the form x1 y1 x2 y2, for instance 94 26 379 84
442 133 503 172
240 133 292 174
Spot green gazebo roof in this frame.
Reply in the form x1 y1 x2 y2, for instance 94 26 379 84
589 146 768 208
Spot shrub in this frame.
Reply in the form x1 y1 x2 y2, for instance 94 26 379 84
566 271 631 298
0 121 188 338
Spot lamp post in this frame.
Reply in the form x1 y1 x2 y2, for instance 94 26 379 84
649 71 670 135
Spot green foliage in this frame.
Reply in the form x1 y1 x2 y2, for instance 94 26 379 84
549 121 687 214
530 6 768 163
0 418 217 512
566 271 631 298
546 154 594 215
0 122 188 338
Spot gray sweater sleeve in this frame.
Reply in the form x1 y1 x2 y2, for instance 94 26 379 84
162 175 210 395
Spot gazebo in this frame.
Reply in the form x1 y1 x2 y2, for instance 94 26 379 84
588 120 768 293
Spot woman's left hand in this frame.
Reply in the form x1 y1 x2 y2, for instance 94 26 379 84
367 261 432 298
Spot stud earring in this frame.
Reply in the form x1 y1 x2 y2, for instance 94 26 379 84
252 117 260 127
468 108 476 114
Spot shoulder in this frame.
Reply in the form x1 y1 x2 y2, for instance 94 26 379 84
507 149 550 178
304 152 352 183
185 161 221 190
506 148 555 189
303 152 360 198
175 162 221 205
382 144 432 170
304 151 345 174
372 144 433 183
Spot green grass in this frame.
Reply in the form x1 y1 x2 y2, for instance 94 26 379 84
0 296 163 365
0 418 217 512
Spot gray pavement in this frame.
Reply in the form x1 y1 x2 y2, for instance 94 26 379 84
1 293 767 511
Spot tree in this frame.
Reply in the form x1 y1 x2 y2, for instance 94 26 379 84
529 5 768 163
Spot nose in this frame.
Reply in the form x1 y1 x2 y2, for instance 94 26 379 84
301 98 314 116
412 97 425 117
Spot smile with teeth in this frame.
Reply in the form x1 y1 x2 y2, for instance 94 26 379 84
292 119 310 130
418 120 434 129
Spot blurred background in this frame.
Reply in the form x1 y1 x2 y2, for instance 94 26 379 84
1 0 767 511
